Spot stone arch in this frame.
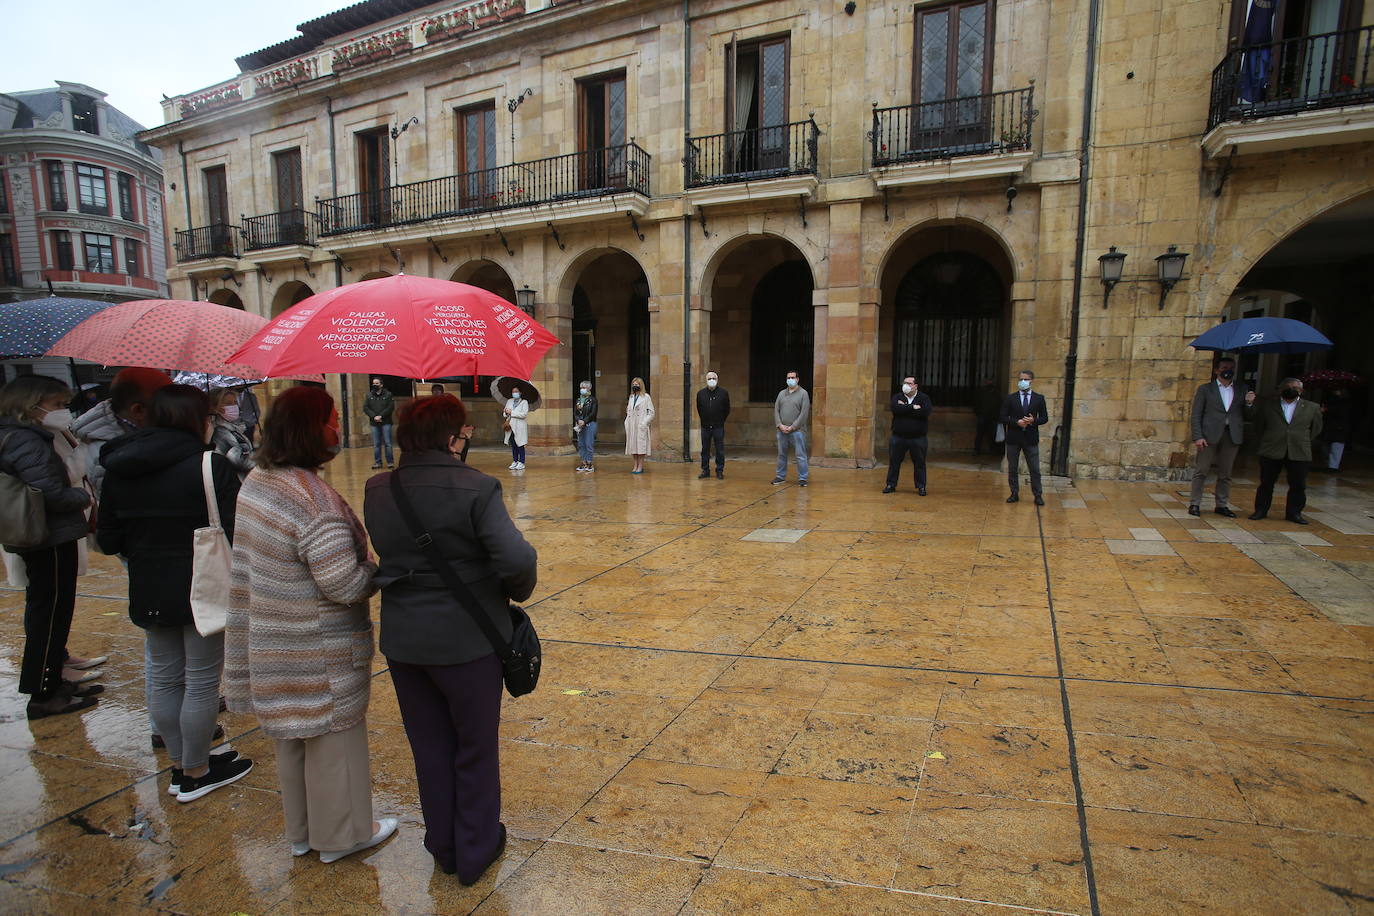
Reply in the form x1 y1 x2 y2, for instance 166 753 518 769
207 289 244 309
552 245 651 307
874 217 1020 294
358 270 392 282
270 281 313 317
450 259 516 303
696 231 824 305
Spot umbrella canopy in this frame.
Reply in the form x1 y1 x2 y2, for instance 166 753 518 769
47 300 270 378
172 371 261 390
1189 317 1333 354
0 296 119 358
227 275 560 380
490 376 542 411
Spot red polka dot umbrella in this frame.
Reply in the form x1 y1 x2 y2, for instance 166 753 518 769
46 299 275 378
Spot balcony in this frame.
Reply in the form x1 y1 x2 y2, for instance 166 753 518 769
684 120 820 205
242 208 319 251
869 86 1036 188
1204 26 1374 156
174 223 238 262
317 143 651 239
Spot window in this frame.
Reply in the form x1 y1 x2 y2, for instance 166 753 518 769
83 233 115 273
123 239 140 277
1 234 17 285
912 0 993 153
202 165 233 254
71 95 99 134
77 164 109 215
52 230 74 270
356 129 390 227
117 173 136 221
0 174 8 213
457 103 497 206
272 148 307 243
45 161 67 211
725 36 790 173
578 72 627 188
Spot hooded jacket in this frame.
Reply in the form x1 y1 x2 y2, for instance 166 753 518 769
71 398 130 495
0 418 91 551
97 427 240 628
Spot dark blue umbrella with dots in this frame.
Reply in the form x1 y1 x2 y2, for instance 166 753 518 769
0 296 120 359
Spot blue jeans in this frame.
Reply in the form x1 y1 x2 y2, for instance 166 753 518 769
775 430 808 482
577 422 597 464
371 423 393 464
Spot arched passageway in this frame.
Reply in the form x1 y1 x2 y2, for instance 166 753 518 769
564 250 650 423
207 289 244 309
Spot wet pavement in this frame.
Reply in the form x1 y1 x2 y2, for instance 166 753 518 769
1 447 1371 914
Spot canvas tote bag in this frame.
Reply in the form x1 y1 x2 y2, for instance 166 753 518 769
189 452 232 636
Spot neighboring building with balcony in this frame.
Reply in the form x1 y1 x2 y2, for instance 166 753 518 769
1 82 169 304
140 0 1374 476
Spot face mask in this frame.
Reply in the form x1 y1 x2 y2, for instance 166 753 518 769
511 392 521 401
372 383 382 390
221 405 240 422
1281 388 1300 401
1018 379 1031 391
39 408 73 430
1218 369 1235 380
632 385 641 393
901 384 914 395
706 379 717 389
786 378 798 388
580 387 590 395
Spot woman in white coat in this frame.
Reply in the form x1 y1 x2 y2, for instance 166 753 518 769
624 377 654 474
502 387 530 470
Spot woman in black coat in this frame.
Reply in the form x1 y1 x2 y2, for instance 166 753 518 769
0 376 96 720
362 394 537 885
98 385 253 802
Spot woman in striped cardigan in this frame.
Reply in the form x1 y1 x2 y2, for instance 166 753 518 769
224 386 396 864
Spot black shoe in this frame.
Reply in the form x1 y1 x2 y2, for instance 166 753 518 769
771 477 784 484
1214 507 1237 518
459 823 507 887
1187 505 1201 517
1285 514 1309 525
153 723 223 750
1248 512 1266 521
59 680 104 698
799 481 808 487
918 488 927 497
169 750 240 796
371 463 383 469
699 470 711 479
716 469 723 479
1034 495 1045 506
1007 495 1019 503
176 754 254 803
882 485 896 494
27 693 97 720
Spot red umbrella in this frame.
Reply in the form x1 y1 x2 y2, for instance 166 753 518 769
228 275 561 380
47 299 272 379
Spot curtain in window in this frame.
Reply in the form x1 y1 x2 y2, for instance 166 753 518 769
1239 0 1275 102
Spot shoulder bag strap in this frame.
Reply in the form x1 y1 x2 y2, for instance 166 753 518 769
201 452 220 528
388 468 512 660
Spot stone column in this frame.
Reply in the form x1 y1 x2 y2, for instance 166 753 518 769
527 299 574 454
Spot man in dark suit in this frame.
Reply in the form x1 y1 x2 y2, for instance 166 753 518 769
883 375 933 495
696 370 730 479
1249 378 1323 524
999 369 1049 505
1187 356 1256 518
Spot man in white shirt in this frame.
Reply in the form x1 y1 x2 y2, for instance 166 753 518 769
1187 357 1255 518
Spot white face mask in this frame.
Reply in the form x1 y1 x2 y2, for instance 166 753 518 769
1018 379 1032 391
901 384 914 395
706 379 717 389
39 408 73 430
511 392 521 401
221 404 240 422
580 387 590 395
786 378 798 388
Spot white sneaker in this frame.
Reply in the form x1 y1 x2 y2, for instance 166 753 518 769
514 462 525 470
319 817 398 864
508 462 518 469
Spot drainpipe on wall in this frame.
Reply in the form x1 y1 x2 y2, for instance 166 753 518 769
1055 0 1104 477
179 141 194 300
326 96 350 443
681 0 693 462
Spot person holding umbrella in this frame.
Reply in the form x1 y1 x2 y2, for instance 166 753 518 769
625 377 654 474
502 385 530 470
1187 356 1256 518
211 389 256 477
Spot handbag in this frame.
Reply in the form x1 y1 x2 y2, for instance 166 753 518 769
388 469 540 697
189 452 233 637
995 423 1006 444
0 432 48 549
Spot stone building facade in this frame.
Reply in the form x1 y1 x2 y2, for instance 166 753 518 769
140 0 1374 475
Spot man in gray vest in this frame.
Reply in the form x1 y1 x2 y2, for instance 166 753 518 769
1187 356 1255 517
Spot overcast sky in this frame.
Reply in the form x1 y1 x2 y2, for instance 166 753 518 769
0 0 349 129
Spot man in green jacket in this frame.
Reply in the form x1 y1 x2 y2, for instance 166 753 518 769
1248 377 1323 525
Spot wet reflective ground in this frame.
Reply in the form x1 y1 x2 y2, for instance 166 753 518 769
1 447 1371 914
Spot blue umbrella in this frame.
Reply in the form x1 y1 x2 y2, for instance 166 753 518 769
0 296 119 359
1189 317 1332 354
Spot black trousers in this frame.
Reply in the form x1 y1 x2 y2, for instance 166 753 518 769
1254 457 1310 518
1006 441 1042 497
18 540 79 699
886 436 928 488
700 425 725 470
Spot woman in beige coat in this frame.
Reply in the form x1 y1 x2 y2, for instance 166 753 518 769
624 377 654 473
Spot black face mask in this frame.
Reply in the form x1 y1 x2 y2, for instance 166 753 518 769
1281 388 1300 401
1218 369 1235 380
631 386 641 393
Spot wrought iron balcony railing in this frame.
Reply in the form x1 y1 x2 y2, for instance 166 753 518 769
317 143 651 237
1208 25 1374 130
685 119 820 188
242 208 319 250
174 223 238 262
871 86 1036 167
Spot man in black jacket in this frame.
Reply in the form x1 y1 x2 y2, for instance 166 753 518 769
364 378 396 469
1000 369 1049 505
883 376 933 495
696 370 730 479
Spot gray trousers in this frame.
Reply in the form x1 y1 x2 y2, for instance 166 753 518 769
145 625 225 769
1189 429 1239 509
275 719 374 853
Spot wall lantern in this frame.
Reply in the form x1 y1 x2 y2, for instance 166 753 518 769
515 286 536 316
1154 245 1188 310
1097 246 1126 307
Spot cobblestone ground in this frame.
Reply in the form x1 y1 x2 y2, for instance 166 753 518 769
1 447 1370 914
